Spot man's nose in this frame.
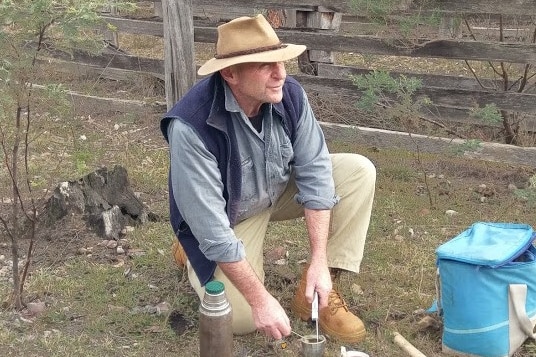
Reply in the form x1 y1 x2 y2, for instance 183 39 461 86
272 62 286 78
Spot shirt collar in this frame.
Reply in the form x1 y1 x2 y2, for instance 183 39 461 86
223 82 242 113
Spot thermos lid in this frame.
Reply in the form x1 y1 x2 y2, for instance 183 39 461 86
205 280 225 295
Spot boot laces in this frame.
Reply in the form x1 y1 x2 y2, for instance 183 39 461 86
327 289 349 314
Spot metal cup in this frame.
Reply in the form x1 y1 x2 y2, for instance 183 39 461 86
300 334 326 357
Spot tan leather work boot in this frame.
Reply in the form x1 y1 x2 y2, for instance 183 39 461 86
171 240 187 267
290 266 366 343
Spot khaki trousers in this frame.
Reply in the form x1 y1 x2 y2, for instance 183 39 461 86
187 153 376 334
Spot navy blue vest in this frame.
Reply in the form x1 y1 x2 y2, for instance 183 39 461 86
160 72 304 285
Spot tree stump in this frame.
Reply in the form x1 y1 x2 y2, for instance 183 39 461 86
45 165 155 239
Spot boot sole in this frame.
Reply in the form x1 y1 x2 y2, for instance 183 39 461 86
320 322 366 344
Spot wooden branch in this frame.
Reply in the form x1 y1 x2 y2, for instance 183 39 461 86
393 332 427 357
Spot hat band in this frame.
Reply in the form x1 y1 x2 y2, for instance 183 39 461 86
214 42 287 59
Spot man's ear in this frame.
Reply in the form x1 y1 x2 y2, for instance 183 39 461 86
220 66 238 85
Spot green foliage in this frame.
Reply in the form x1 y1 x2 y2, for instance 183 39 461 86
470 103 503 124
351 70 423 113
451 139 482 155
0 0 136 196
349 0 441 38
350 0 397 20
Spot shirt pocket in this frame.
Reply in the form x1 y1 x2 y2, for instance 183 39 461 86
240 156 256 201
280 139 294 169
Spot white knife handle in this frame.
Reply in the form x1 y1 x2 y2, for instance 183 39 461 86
312 291 319 321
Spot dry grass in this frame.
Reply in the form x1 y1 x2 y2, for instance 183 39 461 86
1 105 535 356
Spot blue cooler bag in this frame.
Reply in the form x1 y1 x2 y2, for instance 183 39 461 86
436 222 536 357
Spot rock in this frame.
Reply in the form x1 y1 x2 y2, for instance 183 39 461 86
265 246 288 263
156 301 171 315
475 183 495 197
351 283 364 295
394 234 404 242
24 301 46 318
419 208 431 216
445 209 458 216
417 315 442 331
106 240 118 249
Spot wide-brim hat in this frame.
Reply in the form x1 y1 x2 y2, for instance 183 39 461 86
198 14 307 76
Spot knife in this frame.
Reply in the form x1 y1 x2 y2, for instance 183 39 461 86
312 291 319 341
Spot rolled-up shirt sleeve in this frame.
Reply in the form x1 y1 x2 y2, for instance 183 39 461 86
292 89 339 209
167 119 245 262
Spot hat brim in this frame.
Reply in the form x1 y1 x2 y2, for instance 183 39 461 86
197 44 306 76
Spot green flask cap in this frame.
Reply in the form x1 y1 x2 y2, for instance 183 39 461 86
205 280 225 295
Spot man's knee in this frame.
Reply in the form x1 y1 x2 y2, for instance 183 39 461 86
332 153 376 185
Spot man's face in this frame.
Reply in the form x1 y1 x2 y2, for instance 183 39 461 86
225 62 287 116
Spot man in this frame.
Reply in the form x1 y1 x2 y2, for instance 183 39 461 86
161 14 376 343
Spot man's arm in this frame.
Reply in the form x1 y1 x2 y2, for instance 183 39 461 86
218 260 291 340
303 208 333 309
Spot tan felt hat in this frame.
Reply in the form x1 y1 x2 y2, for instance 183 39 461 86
197 14 306 76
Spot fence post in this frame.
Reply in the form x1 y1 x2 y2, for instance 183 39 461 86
102 0 119 48
295 7 342 75
162 0 196 110
154 0 162 18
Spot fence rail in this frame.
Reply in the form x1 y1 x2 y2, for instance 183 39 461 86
43 0 536 139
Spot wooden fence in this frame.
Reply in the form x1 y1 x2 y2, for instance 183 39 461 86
45 0 536 135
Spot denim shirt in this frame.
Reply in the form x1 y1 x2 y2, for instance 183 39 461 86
166 79 337 266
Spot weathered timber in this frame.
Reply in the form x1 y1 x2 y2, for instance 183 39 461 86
43 46 536 117
294 74 536 115
189 0 536 16
192 5 312 22
320 122 536 168
193 26 536 65
103 15 163 36
316 64 505 91
193 0 327 12
46 48 164 76
33 84 166 114
39 58 164 81
425 0 536 16
102 16 536 65
45 165 158 239
340 18 535 40
162 0 196 108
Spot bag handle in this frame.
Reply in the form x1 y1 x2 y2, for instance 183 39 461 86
509 284 536 339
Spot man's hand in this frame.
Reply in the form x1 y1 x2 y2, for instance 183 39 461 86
218 260 291 340
305 261 332 309
251 291 291 340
